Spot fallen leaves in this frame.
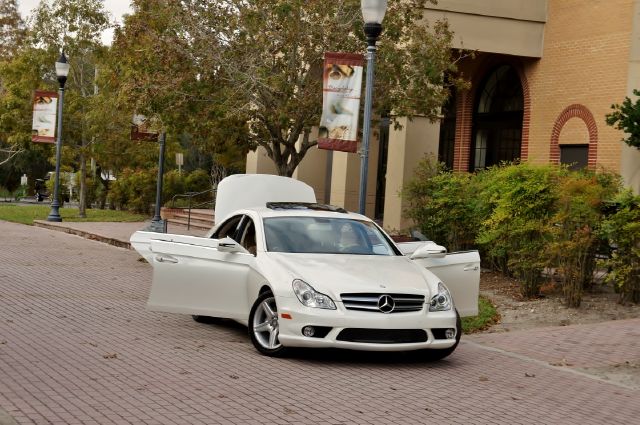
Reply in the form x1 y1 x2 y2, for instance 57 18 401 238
103 353 118 359
549 358 573 367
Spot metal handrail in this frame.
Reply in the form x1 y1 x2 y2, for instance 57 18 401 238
170 188 215 230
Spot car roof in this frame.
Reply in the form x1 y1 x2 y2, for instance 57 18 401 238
241 206 369 221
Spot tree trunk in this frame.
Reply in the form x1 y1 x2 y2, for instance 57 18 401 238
272 129 312 177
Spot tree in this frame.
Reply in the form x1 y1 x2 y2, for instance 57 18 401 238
606 89 640 149
0 0 25 59
183 0 465 176
105 0 252 182
109 0 464 177
28 0 110 216
0 0 27 168
0 45 55 188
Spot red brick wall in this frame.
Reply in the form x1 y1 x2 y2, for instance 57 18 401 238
451 0 633 173
453 54 531 171
549 104 599 169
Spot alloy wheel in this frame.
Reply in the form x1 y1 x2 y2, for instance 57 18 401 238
252 296 281 350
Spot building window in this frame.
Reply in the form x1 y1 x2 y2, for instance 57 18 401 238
438 88 457 170
470 65 524 171
560 145 589 170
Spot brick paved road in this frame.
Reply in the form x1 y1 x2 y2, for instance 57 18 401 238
0 221 638 425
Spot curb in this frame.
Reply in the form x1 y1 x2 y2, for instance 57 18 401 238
33 220 132 250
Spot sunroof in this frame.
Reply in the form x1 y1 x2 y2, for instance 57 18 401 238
266 202 348 213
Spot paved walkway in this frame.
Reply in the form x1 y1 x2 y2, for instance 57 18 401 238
0 221 638 424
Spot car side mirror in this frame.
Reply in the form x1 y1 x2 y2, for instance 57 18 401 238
410 242 447 260
217 237 246 253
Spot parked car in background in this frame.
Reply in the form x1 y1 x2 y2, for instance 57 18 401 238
131 175 480 359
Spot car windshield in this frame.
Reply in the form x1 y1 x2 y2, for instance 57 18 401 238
263 216 397 255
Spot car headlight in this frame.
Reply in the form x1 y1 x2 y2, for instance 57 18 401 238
292 279 336 310
429 282 452 312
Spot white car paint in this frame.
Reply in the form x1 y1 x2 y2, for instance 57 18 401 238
213 174 316 224
130 175 481 355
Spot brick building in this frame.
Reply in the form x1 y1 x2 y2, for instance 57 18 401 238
246 0 640 231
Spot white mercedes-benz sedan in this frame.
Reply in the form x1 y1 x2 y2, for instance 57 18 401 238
131 174 480 359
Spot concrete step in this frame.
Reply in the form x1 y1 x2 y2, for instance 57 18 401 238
171 212 214 222
165 221 208 236
169 215 213 227
166 218 212 231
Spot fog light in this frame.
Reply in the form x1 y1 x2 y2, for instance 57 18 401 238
302 326 315 337
445 328 456 339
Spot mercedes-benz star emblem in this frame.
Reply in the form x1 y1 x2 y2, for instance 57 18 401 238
377 295 395 313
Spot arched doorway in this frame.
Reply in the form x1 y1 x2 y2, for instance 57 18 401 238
470 65 524 171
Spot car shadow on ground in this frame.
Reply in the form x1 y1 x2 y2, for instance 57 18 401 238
286 348 459 367
197 316 460 367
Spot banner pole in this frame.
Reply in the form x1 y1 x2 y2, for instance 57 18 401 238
358 44 377 215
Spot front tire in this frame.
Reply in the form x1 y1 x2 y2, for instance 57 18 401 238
248 291 289 357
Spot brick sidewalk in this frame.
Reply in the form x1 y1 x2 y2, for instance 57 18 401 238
0 221 638 424
469 319 640 369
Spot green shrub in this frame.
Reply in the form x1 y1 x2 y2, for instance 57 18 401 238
600 190 640 303
185 169 212 193
475 163 563 297
107 168 157 213
403 158 625 303
107 168 212 213
547 174 611 307
163 170 187 204
403 156 477 251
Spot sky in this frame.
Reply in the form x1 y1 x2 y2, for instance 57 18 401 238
17 0 133 45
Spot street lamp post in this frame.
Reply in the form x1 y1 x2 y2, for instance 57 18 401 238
47 53 70 222
358 0 387 215
147 131 167 233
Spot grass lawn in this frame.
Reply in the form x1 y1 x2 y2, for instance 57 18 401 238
0 204 146 225
462 295 500 333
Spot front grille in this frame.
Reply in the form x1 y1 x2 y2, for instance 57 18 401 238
337 328 428 344
341 293 425 313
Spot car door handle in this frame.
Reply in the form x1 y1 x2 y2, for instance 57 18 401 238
155 255 178 264
464 265 479 271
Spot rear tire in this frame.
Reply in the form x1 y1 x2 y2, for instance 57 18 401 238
422 310 462 361
192 315 209 323
248 291 289 357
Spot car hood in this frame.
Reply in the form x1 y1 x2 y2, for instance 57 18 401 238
263 253 433 299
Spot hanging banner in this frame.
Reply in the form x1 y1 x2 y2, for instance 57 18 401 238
318 52 364 153
131 114 159 141
31 91 58 143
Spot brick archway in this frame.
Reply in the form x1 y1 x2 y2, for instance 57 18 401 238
453 56 531 171
549 104 598 169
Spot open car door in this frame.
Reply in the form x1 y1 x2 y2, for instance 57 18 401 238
145 236 255 320
411 250 480 317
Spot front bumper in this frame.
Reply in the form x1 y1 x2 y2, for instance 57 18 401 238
275 296 458 351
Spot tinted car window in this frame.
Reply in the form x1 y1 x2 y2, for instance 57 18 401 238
263 217 397 255
212 215 243 241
